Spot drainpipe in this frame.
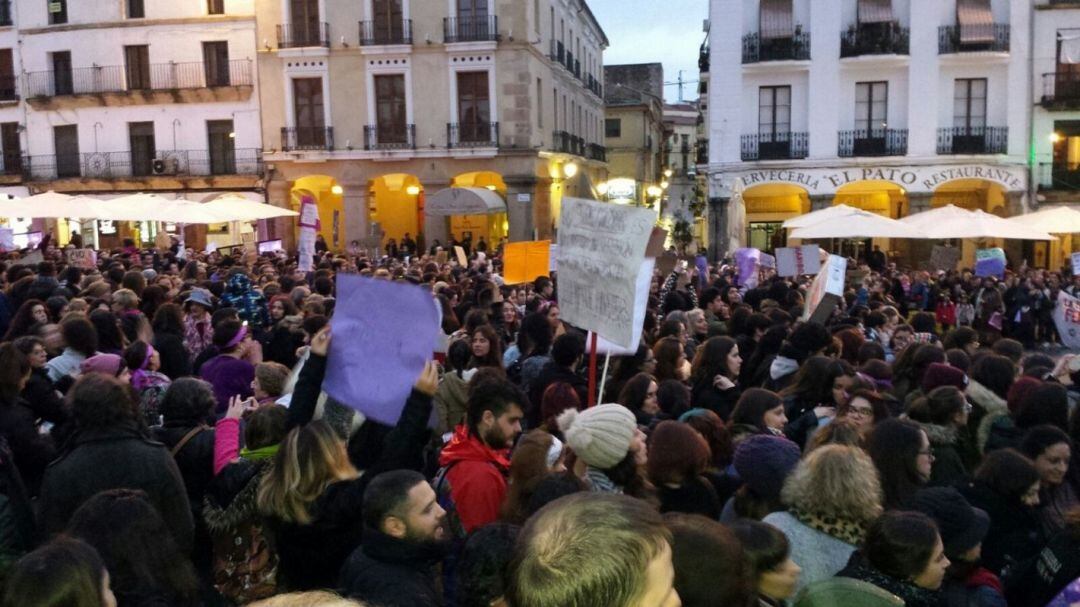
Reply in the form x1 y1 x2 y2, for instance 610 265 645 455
1027 0 1036 215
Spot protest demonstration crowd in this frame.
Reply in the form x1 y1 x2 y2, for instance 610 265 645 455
7 194 1080 607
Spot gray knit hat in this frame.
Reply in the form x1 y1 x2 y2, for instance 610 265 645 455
557 404 637 469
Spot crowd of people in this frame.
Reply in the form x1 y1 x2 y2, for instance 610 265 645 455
1 235 1080 606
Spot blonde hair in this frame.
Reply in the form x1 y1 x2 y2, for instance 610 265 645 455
781 444 882 525
247 591 366 606
111 288 139 310
255 361 291 398
257 421 359 524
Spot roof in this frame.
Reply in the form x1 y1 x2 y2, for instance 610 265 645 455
578 0 610 48
604 63 664 106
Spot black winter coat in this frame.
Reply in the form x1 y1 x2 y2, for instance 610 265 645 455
39 424 193 552
21 368 66 426
338 528 445 607
657 475 722 519
153 332 192 380
152 422 215 571
959 479 1043 580
0 396 55 496
691 378 740 421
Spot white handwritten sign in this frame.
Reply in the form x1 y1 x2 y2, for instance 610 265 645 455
802 255 847 324
298 196 317 272
1072 252 1080 276
1055 291 1080 350
557 197 655 348
776 245 820 277
65 248 97 270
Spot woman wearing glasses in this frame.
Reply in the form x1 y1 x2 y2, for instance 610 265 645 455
907 386 971 488
867 418 934 510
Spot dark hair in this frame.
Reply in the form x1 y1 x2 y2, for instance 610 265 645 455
158 378 216 424
863 511 940 580
944 348 970 373
779 356 833 405
647 421 711 486
447 339 472 378
690 336 738 383
839 389 891 425
470 324 504 370
1020 425 1073 462
911 312 938 335
1023 353 1056 376
458 523 521 607
524 473 588 518
362 469 428 531
858 341 886 365
974 448 1040 500
151 303 184 337
122 340 152 372
66 489 200 606
618 373 655 417
867 418 927 509
466 379 525 436
658 318 685 341
728 519 791 582
907 386 966 427
0 342 30 403
540 382 580 433
730 388 783 433
11 335 43 358
517 312 553 356
60 315 99 357
657 379 692 418
88 310 125 354
551 332 585 367
665 513 754 607
682 409 734 469
943 327 979 352
212 319 245 351
245 404 289 450
69 374 136 431
652 337 685 383
992 338 1024 364
1 536 108 607
971 354 1015 400
3 298 47 341
1016 383 1069 432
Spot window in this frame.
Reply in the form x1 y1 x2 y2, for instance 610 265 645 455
855 81 888 134
203 41 230 87
125 45 151 91
534 0 540 35
51 51 72 96
954 78 987 131
553 88 558 129
290 0 320 44
758 85 791 136
457 0 488 20
293 77 326 147
128 122 155 177
127 0 144 18
207 0 224 14
605 118 621 138
0 49 14 100
207 120 235 175
0 122 20 174
537 78 543 128
47 0 67 25
374 74 407 143
457 71 491 143
372 0 403 44
53 124 79 178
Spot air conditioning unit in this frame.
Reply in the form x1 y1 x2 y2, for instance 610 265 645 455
151 157 178 175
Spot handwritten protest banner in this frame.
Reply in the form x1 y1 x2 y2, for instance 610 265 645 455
10 250 43 267
930 245 961 272
503 240 551 285
65 248 97 270
1072 252 1080 276
323 274 441 425
776 245 821 277
802 254 848 324
975 248 1006 278
586 258 656 355
557 196 655 348
298 196 317 272
0 229 12 252
1055 291 1080 350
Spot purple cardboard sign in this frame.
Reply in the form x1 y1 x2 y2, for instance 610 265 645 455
695 255 708 290
735 248 761 288
323 275 441 425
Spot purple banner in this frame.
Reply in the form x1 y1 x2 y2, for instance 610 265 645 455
322 275 441 425
695 255 708 291
974 248 1006 278
735 248 761 288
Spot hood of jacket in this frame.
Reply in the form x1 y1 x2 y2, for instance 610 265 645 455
769 355 800 381
226 273 253 295
966 379 1008 454
437 425 510 471
916 422 958 447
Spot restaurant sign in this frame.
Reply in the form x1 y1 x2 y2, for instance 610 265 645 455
720 164 1026 197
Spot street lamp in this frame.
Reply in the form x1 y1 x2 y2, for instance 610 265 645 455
406 185 421 196
646 185 663 198
331 185 344 195
563 162 579 178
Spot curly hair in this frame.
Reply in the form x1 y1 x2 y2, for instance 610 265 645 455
780 444 882 525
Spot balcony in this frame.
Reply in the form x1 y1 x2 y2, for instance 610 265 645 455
1041 72 1080 110
277 22 330 49
550 39 565 64
742 30 811 64
938 24 1009 54
552 130 586 156
696 140 709 165
838 129 908 157
22 149 262 181
699 42 709 73
363 124 416 150
359 20 412 46
25 60 252 98
840 24 909 57
0 0 11 26
586 143 606 162
448 122 498 148
741 132 808 161
281 126 334 151
443 15 499 43
936 126 1008 155
1038 162 1080 190
586 74 602 97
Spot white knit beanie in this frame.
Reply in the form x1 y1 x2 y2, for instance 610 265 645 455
557 404 637 469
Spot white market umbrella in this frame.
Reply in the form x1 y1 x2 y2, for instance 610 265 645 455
88 193 221 224
782 203 861 229
199 194 299 221
788 209 923 239
1007 206 1080 234
0 191 91 219
902 205 1053 240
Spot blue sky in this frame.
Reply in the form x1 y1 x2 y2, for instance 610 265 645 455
588 0 708 103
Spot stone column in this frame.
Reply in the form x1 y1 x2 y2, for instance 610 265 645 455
422 180 451 249
810 195 832 212
708 196 730 260
504 175 539 243
340 183 367 251
903 193 935 267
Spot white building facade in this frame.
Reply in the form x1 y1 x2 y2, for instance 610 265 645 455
702 0 1031 267
9 0 262 249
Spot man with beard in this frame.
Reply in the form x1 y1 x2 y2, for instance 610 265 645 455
338 470 449 606
436 379 524 535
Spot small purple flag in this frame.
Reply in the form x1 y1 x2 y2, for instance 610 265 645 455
974 248 1006 278
323 275 441 425
735 248 761 288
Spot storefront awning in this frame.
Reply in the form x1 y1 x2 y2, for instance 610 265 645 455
858 0 894 24
426 187 506 217
759 0 794 40
957 0 994 45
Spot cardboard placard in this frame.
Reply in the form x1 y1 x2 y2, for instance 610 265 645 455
802 255 848 324
454 245 467 267
1055 291 1080 349
10 250 43 267
776 245 821 277
65 248 97 270
586 258 656 355
1072 252 1080 276
931 245 962 272
503 240 551 285
975 248 1006 278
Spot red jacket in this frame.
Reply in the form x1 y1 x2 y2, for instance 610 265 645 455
437 426 511 534
936 301 957 326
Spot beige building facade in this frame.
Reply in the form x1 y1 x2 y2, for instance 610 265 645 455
256 0 608 252
601 63 666 207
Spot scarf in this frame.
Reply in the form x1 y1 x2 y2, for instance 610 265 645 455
241 444 280 461
790 507 866 546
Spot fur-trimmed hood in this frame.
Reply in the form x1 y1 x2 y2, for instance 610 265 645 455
966 379 1009 455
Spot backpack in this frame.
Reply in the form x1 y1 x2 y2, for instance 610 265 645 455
203 466 278 604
